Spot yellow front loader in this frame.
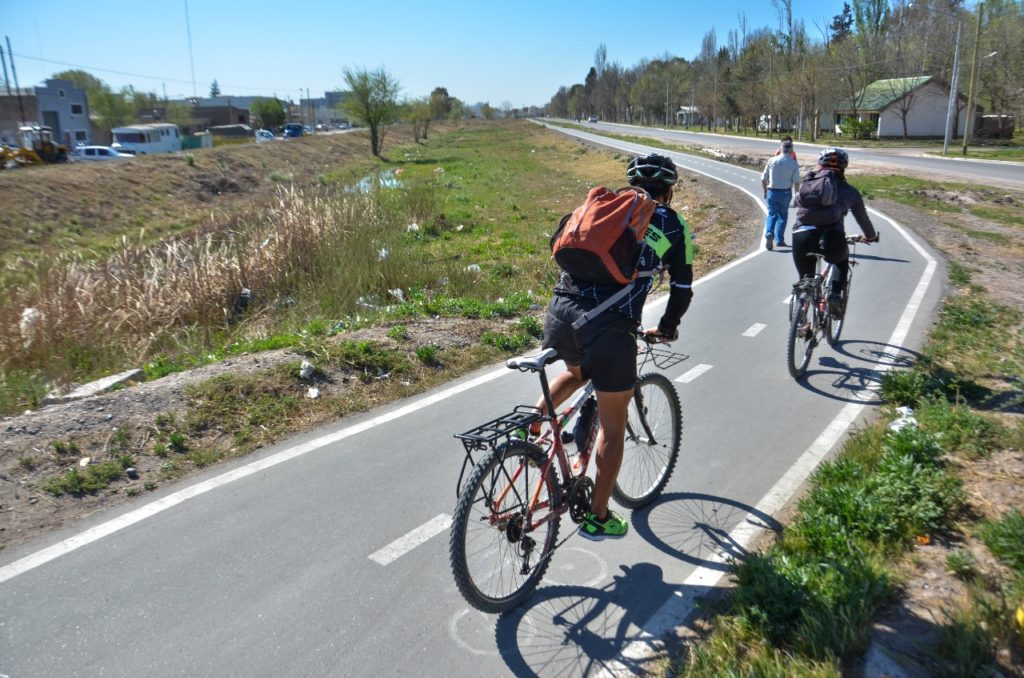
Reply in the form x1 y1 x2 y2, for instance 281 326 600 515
1 125 69 168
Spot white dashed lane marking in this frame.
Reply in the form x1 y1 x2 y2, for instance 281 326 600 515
742 323 767 337
368 514 453 566
675 364 713 384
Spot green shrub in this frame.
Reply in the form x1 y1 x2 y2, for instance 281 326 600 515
41 461 125 496
917 396 1001 459
978 509 1024 574
415 344 440 365
51 439 80 456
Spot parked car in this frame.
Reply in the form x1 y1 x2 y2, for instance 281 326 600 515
283 123 303 138
255 129 276 143
587 115 598 123
74 145 133 161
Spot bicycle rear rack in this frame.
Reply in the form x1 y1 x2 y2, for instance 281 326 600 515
453 405 544 495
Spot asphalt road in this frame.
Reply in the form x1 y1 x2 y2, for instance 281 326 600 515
0 128 946 677
576 119 1024 190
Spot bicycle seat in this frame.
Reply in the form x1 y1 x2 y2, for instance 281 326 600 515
506 348 559 372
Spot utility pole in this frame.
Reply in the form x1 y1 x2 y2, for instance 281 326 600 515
184 0 197 97
6 36 25 122
961 2 984 156
690 87 695 129
942 19 962 155
0 41 11 95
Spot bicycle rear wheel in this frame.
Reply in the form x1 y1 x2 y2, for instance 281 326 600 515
613 372 682 509
449 440 561 613
787 293 816 379
825 279 849 346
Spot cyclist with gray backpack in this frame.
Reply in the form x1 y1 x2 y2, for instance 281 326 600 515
791 147 879 318
526 153 694 540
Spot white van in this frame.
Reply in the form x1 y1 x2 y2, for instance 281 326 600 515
110 123 181 155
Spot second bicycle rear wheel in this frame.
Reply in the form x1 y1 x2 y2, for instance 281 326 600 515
613 372 682 509
787 295 815 379
826 280 849 347
449 440 560 613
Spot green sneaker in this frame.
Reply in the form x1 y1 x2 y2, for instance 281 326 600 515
579 509 628 540
512 424 542 442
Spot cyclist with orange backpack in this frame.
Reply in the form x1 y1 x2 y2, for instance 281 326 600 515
530 153 694 540
791 147 879 318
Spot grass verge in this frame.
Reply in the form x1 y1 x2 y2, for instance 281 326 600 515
0 121 630 416
676 276 1023 674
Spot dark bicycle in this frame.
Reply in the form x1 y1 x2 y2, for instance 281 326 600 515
787 235 864 379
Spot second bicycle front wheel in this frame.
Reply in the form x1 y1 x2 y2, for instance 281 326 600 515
449 440 561 613
613 372 682 509
787 294 815 379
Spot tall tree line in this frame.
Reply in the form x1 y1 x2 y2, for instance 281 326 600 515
547 1 1024 138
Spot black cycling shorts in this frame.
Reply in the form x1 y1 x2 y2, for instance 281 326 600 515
542 294 638 393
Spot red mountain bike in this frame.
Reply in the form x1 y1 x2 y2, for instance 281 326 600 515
449 336 685 613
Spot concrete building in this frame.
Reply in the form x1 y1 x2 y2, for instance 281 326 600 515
0 78 91 146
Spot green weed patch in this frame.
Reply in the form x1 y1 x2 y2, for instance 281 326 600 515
41 457 133 496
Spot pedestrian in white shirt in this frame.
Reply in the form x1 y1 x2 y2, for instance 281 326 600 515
760 139 801 250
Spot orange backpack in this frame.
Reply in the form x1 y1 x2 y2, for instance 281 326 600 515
550 186 658 286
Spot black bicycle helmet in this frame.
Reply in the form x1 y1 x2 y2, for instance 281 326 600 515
626 154 678 186
817 147 849 170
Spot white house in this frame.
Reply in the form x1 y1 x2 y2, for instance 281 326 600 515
835 76 970 138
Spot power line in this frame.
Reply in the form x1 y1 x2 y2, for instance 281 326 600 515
10 52 308 96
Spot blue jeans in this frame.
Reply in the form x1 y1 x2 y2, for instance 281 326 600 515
765 189 792 244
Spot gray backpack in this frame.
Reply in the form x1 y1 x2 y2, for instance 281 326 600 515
796 168 843 226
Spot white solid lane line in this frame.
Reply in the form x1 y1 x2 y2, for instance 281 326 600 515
601 212 939 675
742 323 767 338
369 514 453 566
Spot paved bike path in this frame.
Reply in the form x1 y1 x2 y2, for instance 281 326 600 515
0 131 943 677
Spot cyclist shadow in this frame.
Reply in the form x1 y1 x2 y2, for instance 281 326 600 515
492 493 780 676
494 564 709 677
798 340 923 404
630 492 782 571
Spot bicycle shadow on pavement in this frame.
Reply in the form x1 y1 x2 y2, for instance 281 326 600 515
833 339 922 369
798 340 924 403
800 359 885 404
630 492 782 571
849 252 910 265
494 564 713 677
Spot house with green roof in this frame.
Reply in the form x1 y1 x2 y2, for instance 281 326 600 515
834 76 969 138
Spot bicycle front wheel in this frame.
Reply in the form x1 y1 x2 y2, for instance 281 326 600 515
449 440 561 613
787 294 815 379
613 372 682 509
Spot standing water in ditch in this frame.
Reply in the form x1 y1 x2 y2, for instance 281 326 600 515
346 168 403 193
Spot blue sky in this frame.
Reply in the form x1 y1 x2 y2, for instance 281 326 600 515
3 1 851 107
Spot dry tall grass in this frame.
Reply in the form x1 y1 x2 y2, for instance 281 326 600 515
1 183 434 397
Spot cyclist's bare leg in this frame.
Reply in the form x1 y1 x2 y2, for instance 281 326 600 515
590 388 633 518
